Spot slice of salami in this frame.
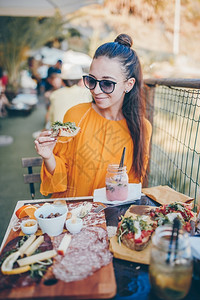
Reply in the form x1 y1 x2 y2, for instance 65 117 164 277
53 227 112 283
67 202 105 227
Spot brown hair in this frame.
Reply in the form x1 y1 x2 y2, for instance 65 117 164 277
93 33 146 179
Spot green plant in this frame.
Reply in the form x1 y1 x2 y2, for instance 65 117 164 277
0 15 65 92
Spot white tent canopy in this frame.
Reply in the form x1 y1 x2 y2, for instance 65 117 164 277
34 47 65 65
33 47 92 68
63 50 92 69
0 0 103 17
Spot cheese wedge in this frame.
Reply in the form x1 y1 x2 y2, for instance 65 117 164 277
79 203 93 218
57 234 71 255
17 250 57 267
1 251 20 273
24 236 44 256
1 250 31 275
18 235 36 256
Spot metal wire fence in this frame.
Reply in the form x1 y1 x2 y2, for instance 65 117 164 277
144 79 200 207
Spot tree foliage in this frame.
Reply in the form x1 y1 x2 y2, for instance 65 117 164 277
0 15 64 90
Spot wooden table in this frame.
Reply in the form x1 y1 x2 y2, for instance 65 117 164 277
0 196 116 300
1 196 200 300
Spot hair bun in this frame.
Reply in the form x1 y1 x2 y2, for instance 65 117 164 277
114 33 133 48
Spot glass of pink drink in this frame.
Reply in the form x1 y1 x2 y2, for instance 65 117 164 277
106 164 128 201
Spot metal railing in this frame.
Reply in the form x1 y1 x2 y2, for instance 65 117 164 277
144 78 200 207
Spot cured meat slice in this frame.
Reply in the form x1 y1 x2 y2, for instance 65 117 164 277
67 202 105 227
53 227 112 282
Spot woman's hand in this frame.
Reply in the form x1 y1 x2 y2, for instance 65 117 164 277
34 131 57 175
34 131 56 160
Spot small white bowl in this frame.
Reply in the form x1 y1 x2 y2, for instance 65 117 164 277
21 219 38 235
66 218 83 234
34 204 68 236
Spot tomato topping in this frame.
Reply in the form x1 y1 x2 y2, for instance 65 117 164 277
183 222 192 232
141 230 151 238
126 232 134 239
150 211 155 217
134 237 143 243
141 231 147 238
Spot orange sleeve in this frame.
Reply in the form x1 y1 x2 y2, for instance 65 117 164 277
40 156 68 196
40 103 92 196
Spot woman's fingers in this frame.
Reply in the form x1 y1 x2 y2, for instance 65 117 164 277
39 130 52 137
37 136 56 144
35 141 56 148
34 134 57 158
34 140 43 155
34 140 39 151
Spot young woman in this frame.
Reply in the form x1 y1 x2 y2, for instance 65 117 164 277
35 33 152 198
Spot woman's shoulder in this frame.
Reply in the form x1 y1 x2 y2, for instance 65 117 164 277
63 103 92 123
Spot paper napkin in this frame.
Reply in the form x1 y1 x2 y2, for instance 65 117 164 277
93 183 141 205
142 185 194 206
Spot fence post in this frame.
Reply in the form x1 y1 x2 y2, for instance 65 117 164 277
143 83 155 187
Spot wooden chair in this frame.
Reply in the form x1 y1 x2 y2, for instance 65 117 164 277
22 156 43 199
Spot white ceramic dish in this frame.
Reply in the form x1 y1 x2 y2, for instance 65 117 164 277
21 219 38 235
66 217 83 234
34 204 68 236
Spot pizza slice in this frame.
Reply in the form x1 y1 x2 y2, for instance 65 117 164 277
117 215 155 251
51 121 80 137
150 202 195 232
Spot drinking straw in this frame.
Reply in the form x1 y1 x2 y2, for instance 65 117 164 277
119 147 126 169
174 218 180 261
166 217 180 264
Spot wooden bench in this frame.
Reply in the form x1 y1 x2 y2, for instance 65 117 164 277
22 156 42 199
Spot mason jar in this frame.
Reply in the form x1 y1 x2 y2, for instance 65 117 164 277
149 225 193 300
105 164 128 201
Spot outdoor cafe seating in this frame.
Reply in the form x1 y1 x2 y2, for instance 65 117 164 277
7 93 38 117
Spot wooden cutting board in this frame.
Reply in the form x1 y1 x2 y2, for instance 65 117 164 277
109 235 152 265
0 201 117 299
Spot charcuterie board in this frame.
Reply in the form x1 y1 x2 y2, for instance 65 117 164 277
0 198 117 299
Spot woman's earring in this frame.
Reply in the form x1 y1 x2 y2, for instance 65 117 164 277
125 90 129 93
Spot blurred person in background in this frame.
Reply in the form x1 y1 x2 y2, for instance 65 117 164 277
37 57 48 95
27 57 41 94
44 72 65 127
0 92 10 117
0 67 8 88
47 59 62 77
0 67 10 117
48 64 92 124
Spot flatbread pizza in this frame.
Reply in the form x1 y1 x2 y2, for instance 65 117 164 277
117 215 156 251
149 201 195 232
115 202 195 253
51 121 80 137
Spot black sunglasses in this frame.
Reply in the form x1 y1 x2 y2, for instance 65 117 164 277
83 75 124 94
